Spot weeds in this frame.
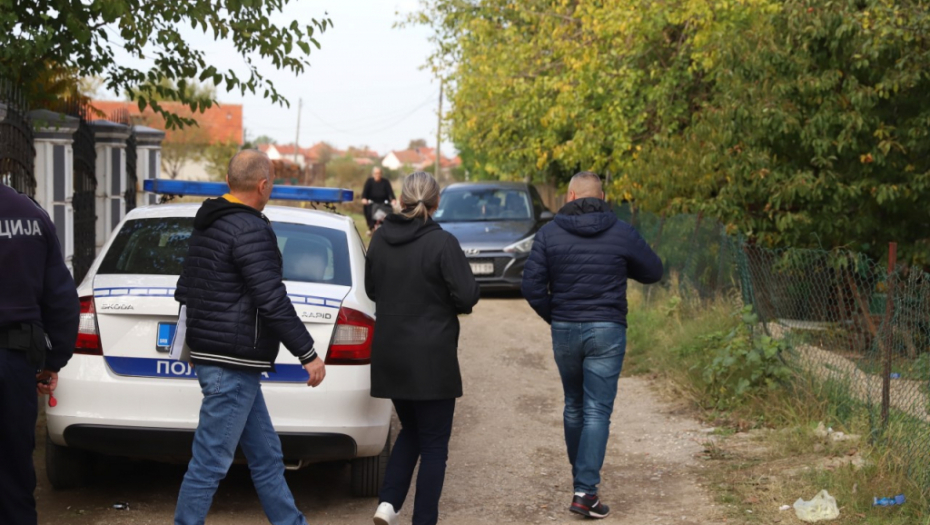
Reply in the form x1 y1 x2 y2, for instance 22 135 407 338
625 286 929 523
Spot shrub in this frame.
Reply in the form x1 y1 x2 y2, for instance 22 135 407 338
698 306 793 410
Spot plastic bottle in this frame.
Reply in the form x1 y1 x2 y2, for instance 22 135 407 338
873 494 905 506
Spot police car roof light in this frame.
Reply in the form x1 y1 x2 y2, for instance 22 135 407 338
142 179 354 203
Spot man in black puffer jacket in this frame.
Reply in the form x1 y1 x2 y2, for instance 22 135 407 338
522 171 662 520
174 150 324 525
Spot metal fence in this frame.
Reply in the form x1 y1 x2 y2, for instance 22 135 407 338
0 81 36 195
66 103 97 284
110 108 138 213
620 204 930 498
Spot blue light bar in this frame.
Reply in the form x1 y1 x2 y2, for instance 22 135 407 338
143 179 354 203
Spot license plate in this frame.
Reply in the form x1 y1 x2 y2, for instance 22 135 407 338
470 262 494 276
156 323 177 353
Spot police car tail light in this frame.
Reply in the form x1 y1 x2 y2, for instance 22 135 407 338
75 296 102 356
325 307 374 365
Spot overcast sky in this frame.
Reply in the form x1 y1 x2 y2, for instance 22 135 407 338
99 0 450 157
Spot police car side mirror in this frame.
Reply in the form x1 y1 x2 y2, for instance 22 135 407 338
539 210 555 221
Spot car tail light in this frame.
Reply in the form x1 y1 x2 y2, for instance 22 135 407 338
75 296 102 355
325 307 374 365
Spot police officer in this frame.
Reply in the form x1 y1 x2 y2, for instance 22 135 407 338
0 182 80 525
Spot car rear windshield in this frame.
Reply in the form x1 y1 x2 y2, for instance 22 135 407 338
434 188 533 222
98 218 352 286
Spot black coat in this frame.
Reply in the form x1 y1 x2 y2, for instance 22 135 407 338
522 198 663 325
0 184 79 372
361 177 395 203
365 214 480 400
176 197 317 371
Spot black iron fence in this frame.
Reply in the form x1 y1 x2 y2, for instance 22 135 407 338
70 105 97 284
0 81 36 196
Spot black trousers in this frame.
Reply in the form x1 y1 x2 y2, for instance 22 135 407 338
0 348 39 525
364 203 374 230
380 398 456 525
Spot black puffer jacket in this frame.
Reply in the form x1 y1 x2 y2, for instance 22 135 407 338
365 214 480 400
522 198 663 326
175 197 316 371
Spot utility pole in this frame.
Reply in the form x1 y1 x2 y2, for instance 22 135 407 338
435 80 443 177
293 97 303 165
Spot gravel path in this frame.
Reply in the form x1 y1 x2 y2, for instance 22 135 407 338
35 296 720 524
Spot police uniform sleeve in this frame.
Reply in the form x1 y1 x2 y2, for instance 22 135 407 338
40 215 80 372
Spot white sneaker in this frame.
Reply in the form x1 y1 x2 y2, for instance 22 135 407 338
373 502 399 525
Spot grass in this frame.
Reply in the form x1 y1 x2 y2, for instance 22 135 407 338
625 284 930 523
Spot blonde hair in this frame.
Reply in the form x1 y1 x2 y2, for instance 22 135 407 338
400 171 440 221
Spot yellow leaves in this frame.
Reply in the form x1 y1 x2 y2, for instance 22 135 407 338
536 151 550 170
860 153 874 164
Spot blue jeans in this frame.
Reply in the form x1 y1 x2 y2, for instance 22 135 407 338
550 322 626 495
175 365 306 525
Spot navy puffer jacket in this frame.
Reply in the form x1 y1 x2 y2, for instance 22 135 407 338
175 197 316 371
521 198 663 325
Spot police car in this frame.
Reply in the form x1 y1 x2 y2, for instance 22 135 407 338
45 180 391 496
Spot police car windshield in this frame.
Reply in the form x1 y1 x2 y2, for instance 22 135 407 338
98 218 352 286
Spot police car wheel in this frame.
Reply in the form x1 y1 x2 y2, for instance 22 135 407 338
350 433 391 497
45 432 94 490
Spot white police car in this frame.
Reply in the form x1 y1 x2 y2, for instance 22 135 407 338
45 181 391 496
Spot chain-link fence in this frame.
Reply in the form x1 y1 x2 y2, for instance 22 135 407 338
618 204 930 497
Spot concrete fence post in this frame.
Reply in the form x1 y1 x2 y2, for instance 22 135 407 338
133 125 165 206
28 109 80 274
90 120 131 250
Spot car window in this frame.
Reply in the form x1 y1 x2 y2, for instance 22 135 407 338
435 189 532 222
274 222 351 285
98 218 194 275
529 186 546 216
98 218 352 285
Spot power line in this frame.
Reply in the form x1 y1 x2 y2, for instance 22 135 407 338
303 91 436 127
304 95 437 135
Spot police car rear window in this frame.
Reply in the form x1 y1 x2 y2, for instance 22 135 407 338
98 218 194 275
98 218 352 286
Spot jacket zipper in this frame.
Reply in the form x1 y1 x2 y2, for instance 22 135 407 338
253 309 260 348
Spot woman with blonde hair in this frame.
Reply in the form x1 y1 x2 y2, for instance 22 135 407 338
366 171 480 525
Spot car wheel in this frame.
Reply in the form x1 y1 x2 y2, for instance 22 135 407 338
45 432 94 489
351 433 391 497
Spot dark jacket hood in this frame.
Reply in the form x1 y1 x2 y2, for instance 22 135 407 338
554 198 617 237
194 196 264 230
378 213 442 245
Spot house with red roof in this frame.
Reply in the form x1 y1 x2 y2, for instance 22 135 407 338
382 146 462 172
91 99 243 181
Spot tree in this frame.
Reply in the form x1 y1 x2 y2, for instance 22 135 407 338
327 157 369 192
159 108 210 179
407 0 716 185
1 0 331 128
623 0 930 264
203 140 241 181
408 139 428 149
126 78 216 105
413 0 930 264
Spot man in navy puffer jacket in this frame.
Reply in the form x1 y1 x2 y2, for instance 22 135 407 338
522 171 662 520
174 150 324 525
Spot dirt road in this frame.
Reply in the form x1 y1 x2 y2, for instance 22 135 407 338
35 296 720 524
